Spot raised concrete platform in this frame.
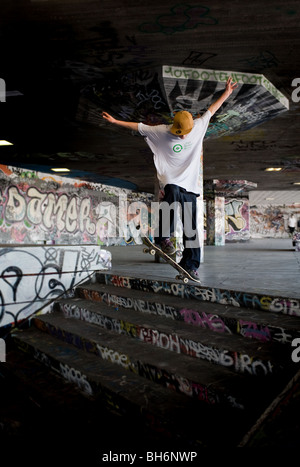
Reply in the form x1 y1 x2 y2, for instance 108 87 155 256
105 238 300 299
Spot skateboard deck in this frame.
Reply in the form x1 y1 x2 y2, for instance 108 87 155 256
142 236 201 284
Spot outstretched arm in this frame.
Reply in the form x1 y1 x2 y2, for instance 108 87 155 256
208 77 238 116
102 112 139 131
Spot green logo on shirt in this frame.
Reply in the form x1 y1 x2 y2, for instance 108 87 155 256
173 144 183 153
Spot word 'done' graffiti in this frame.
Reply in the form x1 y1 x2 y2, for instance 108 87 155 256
1 184 198 245
2 184 148 244
5 186 101 235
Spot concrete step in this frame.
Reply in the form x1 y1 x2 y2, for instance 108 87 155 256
10 264 300 450
54 296 292 377
27 310 293 414
75 282 300 346
96 271 300 318
2 345 124 442
12 327 253 448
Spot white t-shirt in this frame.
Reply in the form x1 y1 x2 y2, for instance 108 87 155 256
138 110 211 195
288 216 297 228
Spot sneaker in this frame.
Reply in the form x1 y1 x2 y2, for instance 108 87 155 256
185 268 201 282
159 238 176 255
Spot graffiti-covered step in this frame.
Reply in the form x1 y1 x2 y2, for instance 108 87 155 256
31 310 289 413
96 271 300 317
11 329 227 447
12 327 253 448
75 282 300 345
54 296 292 377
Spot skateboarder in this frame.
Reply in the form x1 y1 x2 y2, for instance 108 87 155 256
288 213 297 235
102 77 237 280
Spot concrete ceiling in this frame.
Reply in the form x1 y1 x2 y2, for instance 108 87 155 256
0 0 300 195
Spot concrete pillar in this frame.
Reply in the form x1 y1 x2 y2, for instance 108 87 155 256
206 196 225 246
198 152 205 261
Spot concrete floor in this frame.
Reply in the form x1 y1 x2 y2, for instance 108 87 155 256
105 238 300 299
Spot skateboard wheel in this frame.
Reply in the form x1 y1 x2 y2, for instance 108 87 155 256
143 248 148 253
176 274 189 284
150 249 156 256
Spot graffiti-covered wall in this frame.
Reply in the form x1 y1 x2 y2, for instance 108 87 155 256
0 165 153 246
0 245 111 336
0 164 154 333
250 204 300 238
225 198 250 242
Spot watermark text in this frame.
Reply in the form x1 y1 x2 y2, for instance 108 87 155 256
0 78 6 102
291 338 300 363
291 78 300 103
0 338 6 362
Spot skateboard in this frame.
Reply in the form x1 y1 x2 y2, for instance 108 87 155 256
142 236 201 284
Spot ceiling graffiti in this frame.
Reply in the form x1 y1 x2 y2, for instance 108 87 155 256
162 65 289 138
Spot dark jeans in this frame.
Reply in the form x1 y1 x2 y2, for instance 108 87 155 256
155 184 201 270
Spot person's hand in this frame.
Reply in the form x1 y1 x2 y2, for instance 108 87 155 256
225 77 238 96
102 111 117 124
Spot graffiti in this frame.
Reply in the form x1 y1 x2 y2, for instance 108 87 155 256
238 51 279 70
225 199 246 231
139 4 218 34
225 198 249 241
60 362 93 395
163 65 283 90
3 185 114 237
0 245 111 331
34 313 268 409
182 51 217 66
33 348 53 368
58 299 276 377
238 321 297 344
249 205 300 238
102 273 300 317
205 196 225 246
138 325 273 375
64 303 122 334
162 65 288 137
180 309 229 333
231 140 278 152
215 109 241 123
16 337 150 415
134 359 223 405
78 287 179 320
76 285 300 345
230 141 299 154
97 345 131 369
90 70 169 126
136 89 166 110
0 166 155 246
